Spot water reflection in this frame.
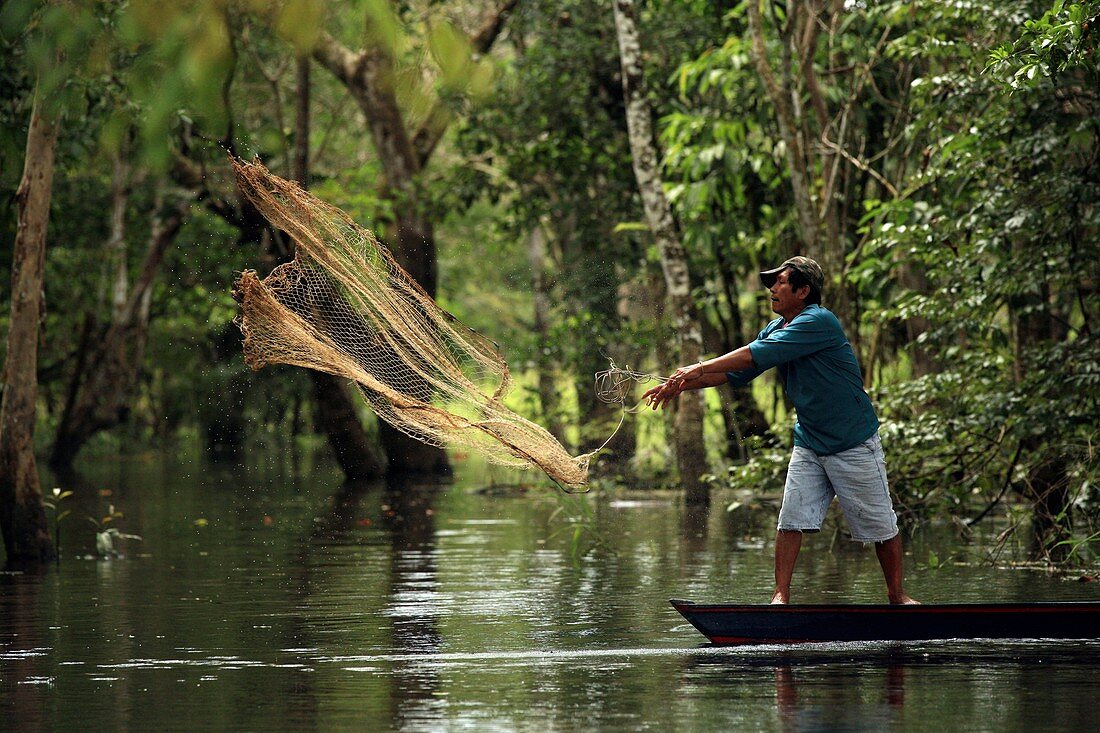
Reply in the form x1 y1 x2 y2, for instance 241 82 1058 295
680 504 710 560
291 475 445 729
3 449 1099 731
381 477 443 729
679 640 1100 732
1 571 50 727
774 662 904 732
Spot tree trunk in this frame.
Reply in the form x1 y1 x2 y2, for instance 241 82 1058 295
747 1 873 329
294 55 310 185
49 198 187 469
526 225 567 445
311 5 520 477
292 59 386 479
310 372 386 477
0 89 58 564
313 37 448 473
613 0 708 505
747 1 821 260
106 151 131 320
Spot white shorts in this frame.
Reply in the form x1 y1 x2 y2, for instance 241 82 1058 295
777 433 899 543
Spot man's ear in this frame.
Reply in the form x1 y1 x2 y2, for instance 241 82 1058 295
795 285 810 302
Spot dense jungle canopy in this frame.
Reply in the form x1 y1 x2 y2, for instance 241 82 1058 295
1 0 1098 566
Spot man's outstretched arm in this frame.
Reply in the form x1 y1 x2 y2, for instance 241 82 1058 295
642 345 755 409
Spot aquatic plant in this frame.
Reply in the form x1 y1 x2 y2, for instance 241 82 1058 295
41 487 73 564
547 493 612 561
88 504 142 559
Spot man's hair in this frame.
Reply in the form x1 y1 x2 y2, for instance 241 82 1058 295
785 266 822 305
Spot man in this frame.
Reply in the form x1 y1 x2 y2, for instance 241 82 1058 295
643 256 917 605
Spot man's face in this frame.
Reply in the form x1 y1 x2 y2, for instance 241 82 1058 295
769 269 810 319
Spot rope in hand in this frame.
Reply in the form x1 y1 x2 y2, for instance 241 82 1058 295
586 358 669 456
594 359 667 411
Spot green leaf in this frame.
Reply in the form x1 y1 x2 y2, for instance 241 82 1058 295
613 221 651 233
428 19 474 92
275 0 324 55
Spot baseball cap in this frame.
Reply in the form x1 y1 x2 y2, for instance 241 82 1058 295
759 256 824 293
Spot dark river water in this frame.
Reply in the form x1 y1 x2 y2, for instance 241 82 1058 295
2 446 1099 731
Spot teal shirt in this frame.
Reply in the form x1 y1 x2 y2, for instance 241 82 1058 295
726 304 878 456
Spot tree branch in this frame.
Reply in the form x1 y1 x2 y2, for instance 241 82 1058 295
748 0 819 255
311 31 363 89
411 0 520 168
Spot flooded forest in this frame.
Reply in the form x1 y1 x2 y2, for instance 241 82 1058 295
2 2 1099 729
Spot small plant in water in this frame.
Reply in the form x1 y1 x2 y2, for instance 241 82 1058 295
922 549 947 570
88 504 142 558
42 487 73 563
547 493 610 561
1051 529 1100 565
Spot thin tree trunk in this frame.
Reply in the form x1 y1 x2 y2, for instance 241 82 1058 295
526 225 567 445
107 151 131 320
748 1 876 329
53 153 133 465
613 0 708 505
294 55 310 185
293 54 385 479
1 89 58 564
311 5 518 476
747 0 820 260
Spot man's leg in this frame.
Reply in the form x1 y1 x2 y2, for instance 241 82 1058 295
826 434 919 605
874 534 918 605
772 530 803 604
774 445 832 604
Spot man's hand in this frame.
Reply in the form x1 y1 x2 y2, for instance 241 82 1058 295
642 363 704 410
641 380 679 410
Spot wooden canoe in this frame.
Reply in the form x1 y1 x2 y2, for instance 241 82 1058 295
671 599 1100 645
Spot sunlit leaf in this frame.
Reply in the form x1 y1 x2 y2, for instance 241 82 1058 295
428 19 474 92
275 0 324 55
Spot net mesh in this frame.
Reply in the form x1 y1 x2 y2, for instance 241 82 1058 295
231 159 591 489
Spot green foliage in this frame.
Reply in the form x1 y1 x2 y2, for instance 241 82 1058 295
446 0 657 410
671 0 1100 562
852 0 1098 558
987 0 1100 88
2 0 1097 567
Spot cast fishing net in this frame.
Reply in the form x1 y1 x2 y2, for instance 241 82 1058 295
231 159 603 488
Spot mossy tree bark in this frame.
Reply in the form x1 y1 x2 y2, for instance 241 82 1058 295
612 0 708 505
1 89 58 564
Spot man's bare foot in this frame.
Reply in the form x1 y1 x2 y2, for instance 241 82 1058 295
890 594 921 605
770 590 789 604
